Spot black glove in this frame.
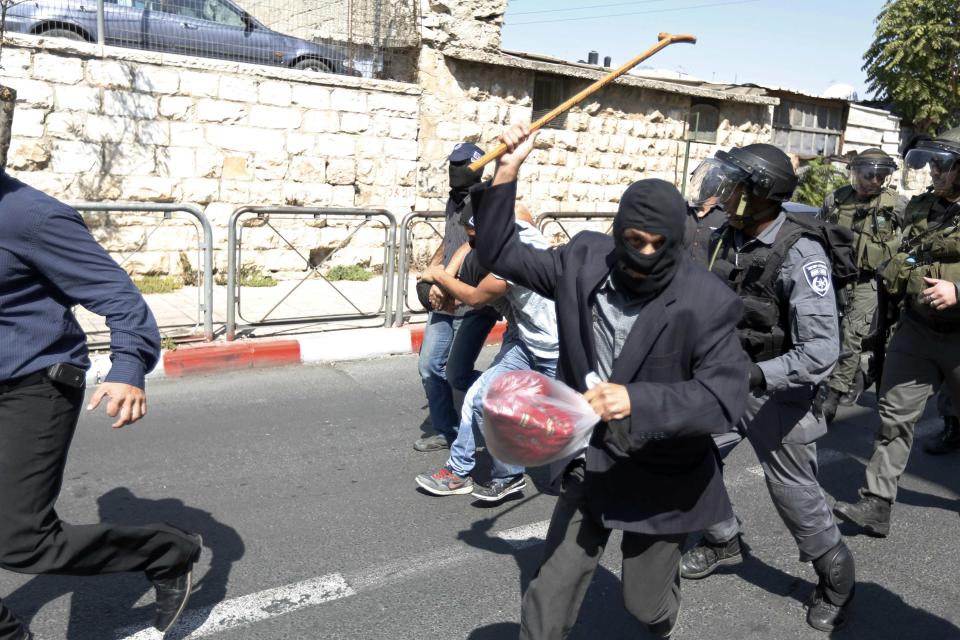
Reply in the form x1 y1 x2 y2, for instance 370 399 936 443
415 281 434 310
748 364 765 391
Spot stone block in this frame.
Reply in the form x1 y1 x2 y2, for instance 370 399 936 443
219 75 258 100
197 98 247 123
290 156 326 183
283 182 333 206
331 185 355 207
12 109 45 138
206 125 285 154
9 141 51 171
331 88 367 113
52 140 101 174
222 155 250 180
303 110 340 133
555 130 578 151
170 122 205 147
158 147 196 179
102 91 158 119
219 179 250 203
287 132 316 155
85 115 131 143
250 104 302 129
0 49 32 79
55 85 101 113
368 92 418 116
316 134 357 157
181 178 220 204
123 176 179 202
179 70 219 98
477 101 501 124
383 138 418 160
327 158 356 185
459 121 482 142
247 179 283 204
369 114 392 137
340 112 371 134
259 80 292 106
159 96 194 119
137 121 170 146
291 85 331 108
460 102 478 119
33 54 82 84
195 148 225 178
106 143 157 176
253 151 290 181
10 78 53 108
133 66 180 94
86 59 134 89
356 137 383 158
46 112 85 140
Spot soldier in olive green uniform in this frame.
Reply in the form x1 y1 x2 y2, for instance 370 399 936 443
834 128 960 537
817 150 906 421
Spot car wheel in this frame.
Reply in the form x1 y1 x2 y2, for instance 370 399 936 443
40 28 87 42
293 58 332 73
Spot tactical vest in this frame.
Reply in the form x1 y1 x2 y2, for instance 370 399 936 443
710 218 824 363
824 185 901 273
880 193 960 325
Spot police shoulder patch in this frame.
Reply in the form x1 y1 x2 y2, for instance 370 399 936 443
802 260 831 297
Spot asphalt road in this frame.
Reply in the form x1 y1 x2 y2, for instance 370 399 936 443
1 351 958 640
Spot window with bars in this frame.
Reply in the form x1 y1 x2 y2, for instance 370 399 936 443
532 73 569 130
687 102 719 143
772 99 845 157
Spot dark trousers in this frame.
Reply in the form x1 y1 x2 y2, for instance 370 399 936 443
519 465 684 640
0 376 200 639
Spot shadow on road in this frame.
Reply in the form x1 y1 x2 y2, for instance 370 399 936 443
4 487 244 639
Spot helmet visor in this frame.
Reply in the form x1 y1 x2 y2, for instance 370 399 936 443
849 162 894 196
903 148 960 195
687 158 746 207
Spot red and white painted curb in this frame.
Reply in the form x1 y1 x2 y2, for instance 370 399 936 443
85 322 509 385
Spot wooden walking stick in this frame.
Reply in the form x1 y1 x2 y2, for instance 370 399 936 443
468 32 697 172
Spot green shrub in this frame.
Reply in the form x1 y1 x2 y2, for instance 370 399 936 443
134 275 183 294
237 265 277 287
793 158 848 208
326 264 373 281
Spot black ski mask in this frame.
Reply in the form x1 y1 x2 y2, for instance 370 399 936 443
449 163 482 204
611 179 686 299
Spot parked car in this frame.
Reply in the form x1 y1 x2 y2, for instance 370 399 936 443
6 0 358 76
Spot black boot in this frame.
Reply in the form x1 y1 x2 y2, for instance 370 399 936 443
680 535 742 579
924 416 960 455
806 541 855 632
833 494 891 537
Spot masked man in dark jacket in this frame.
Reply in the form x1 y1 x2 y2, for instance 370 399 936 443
471 124 749 640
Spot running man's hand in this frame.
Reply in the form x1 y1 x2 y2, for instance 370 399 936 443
493 124 539 186
87 383 147 428
583 383 631 422
921 277 958 311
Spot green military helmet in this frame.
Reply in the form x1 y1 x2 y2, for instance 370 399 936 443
903 127 960 197
849 147 897 196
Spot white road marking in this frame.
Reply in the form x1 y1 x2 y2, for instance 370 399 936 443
117 520 551 639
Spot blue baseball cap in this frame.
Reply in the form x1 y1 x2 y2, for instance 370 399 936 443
448 143 484 164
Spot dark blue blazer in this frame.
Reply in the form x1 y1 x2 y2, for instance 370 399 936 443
472 180 749 534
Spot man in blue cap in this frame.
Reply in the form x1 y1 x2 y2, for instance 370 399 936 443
414 142 499 451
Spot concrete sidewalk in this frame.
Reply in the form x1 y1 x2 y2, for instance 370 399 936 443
82 275 508 384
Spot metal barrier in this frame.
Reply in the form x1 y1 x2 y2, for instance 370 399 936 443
393 211 445 327
226 207 397 340
537 211 616 243
71 202 214 345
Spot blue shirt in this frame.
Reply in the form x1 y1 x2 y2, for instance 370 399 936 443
0 174 160 387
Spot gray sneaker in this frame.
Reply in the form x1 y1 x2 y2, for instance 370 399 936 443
416 466 474 495
414 434 451 452
471 475 526 502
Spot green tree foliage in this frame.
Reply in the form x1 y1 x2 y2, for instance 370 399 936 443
863 0 960 134
794 158 847 208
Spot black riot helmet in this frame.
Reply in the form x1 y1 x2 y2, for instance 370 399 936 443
849 147 897 195
903 127 960 197
687 143 798 208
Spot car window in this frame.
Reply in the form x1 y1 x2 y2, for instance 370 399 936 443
200 0 245 27
151 0 203 19
107 0 148 6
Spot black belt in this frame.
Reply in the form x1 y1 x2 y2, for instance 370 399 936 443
857 271 876 284
906 308 960 334
0 370 48 394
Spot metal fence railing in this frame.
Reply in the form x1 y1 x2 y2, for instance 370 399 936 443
225 206 397 340
72 202 214 346
393 210 445 327
537 211 616 244
4 0 418 81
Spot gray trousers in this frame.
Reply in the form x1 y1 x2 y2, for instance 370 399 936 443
865 314 960 501
519 465 684 640
705 392 841 562
829 280 877 394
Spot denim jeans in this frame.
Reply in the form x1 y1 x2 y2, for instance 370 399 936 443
447 337 558 481
418 311 497 441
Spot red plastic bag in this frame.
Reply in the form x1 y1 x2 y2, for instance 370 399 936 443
482 370 600 467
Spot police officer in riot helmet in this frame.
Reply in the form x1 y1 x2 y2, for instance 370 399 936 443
816 149 906 421
683 144 856 632
835 127 960 535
